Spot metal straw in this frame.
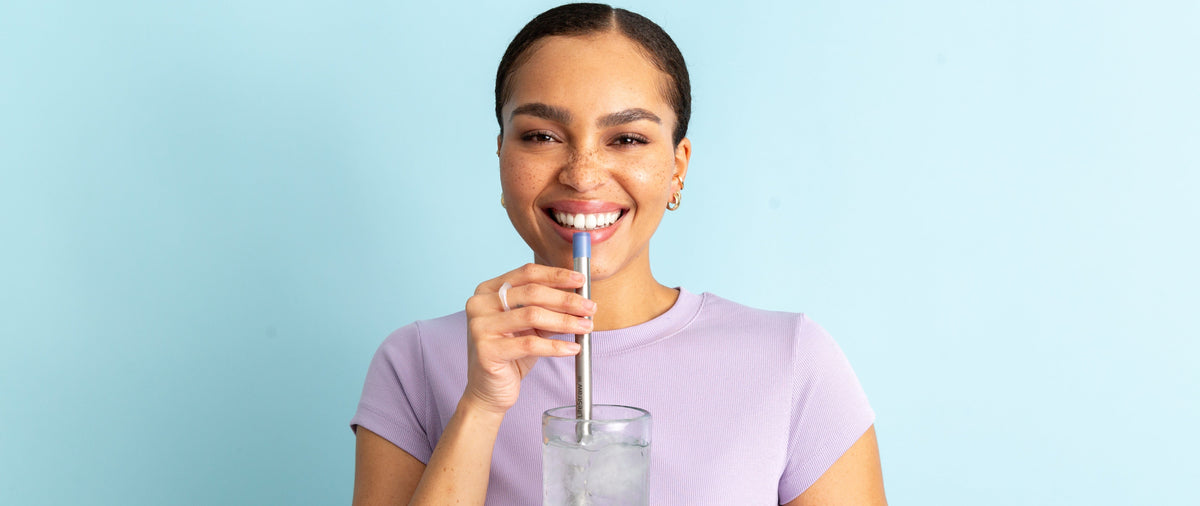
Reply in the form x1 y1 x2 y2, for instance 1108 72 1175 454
572 232 592 438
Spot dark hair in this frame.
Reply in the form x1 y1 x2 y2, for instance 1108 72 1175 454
495 3 691 146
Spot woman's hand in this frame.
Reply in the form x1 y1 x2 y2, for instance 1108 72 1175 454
462 263 596 414
378 264 593 505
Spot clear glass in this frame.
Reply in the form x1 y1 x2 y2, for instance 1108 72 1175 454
542 405 652 506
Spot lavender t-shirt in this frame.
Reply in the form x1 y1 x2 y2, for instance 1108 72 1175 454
350 288 874 504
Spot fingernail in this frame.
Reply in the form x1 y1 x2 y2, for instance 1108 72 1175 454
564 342 581 354
584 299 597 311
577 318 593 331
571 271 585 282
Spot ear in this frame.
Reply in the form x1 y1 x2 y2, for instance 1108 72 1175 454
672 137 692 190
496 133 503 156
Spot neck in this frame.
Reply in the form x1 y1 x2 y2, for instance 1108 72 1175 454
587 256 679 332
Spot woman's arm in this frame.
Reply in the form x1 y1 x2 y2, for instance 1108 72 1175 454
405 397 505 503
352 427 424 505
351 264 593 505
352 397 506 505
785 425 887 506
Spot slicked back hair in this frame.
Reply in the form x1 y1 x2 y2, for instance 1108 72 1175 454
495 3 691 146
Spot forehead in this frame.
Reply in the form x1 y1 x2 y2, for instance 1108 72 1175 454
505 32 674 120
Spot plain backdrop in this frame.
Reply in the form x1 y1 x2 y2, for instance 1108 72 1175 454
2 1 1197 504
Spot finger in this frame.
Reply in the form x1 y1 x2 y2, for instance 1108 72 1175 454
532 328 560 339
465 285 591 318
505 283 596 317
500 328 560 340
476 263 584 294
478 305 593 338
480 335 581 362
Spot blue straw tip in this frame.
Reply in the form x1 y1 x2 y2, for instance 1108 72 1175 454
572 232 590 258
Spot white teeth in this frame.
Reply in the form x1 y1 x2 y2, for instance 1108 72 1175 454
552 210 622 230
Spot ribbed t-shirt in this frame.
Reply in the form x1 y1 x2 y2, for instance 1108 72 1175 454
350 288 875 504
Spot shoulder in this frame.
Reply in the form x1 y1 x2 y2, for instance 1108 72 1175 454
371 310 468 366
691 291 827 343
688 291 851 372
377 311 467 348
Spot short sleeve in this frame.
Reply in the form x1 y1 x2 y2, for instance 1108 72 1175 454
778 315 876 504
349 322 434 464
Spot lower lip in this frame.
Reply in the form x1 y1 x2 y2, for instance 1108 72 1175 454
548 213 625 245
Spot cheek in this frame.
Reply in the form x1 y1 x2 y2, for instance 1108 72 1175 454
624 153 677 204
499 155 551 200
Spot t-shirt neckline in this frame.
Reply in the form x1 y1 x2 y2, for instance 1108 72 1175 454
586 287 703 356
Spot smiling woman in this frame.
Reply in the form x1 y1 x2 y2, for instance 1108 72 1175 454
349 3 885 505
499 30 688 300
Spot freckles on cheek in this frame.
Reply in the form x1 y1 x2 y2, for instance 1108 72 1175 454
501 161 550 198
628 160 674 188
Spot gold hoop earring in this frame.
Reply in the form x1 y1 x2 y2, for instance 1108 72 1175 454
500 193 506 208
666 174 684 210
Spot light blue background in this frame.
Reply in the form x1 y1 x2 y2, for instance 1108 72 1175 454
2 1 1197 504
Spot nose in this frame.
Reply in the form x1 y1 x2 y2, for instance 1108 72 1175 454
558 146 608 193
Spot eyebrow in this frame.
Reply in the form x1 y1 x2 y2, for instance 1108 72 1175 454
509 103 572 125
509 103 662 129
597 108 662 128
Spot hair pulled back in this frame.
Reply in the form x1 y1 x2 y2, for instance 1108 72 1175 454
494 3 691 146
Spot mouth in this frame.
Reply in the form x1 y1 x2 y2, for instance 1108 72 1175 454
545 209 626 231
541 202 629 246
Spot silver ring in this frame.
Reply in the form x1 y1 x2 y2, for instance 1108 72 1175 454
498 282 512 312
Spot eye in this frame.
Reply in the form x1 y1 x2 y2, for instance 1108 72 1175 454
520 131 557 143
612 134 649 146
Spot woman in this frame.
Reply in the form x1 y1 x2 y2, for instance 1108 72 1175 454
351 4 886 504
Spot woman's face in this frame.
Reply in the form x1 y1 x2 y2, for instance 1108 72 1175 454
498 31 690 281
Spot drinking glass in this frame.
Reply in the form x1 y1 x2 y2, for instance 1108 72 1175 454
542 405 652 506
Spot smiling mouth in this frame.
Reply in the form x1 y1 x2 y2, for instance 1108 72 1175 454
545 208 626 231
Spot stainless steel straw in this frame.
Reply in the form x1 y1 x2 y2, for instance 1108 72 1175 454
572 232 592 436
